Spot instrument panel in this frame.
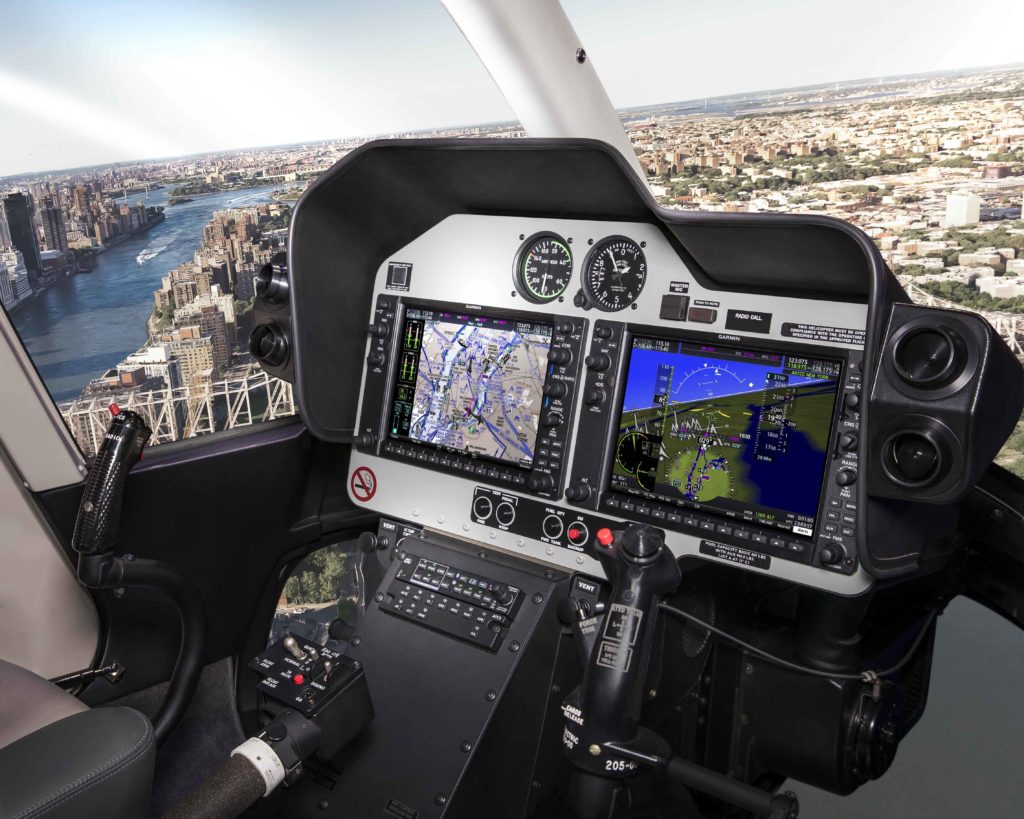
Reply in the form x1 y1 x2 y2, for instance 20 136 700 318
348 214 871 594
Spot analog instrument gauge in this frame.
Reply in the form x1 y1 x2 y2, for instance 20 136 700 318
582 236 647 311
514 233 573 303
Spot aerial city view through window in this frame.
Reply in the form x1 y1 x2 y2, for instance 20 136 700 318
1 63 1023 470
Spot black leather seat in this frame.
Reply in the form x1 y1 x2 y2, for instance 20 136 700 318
0 659 154 819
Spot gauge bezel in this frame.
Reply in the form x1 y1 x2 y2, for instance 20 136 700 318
513 231 574 304
581 234 647 312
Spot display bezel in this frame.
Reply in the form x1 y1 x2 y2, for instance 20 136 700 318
385 300 556 473
603 325 848 540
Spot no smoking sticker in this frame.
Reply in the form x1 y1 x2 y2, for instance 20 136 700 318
350 467 377 502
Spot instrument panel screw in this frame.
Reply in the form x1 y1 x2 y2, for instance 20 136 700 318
434 793 448 806
318 800 329 810
532 593 544 604
374 592 384 602
485 689 497 702
114 587 126 598
576 48 587 64
519 234 525 240
509 640 521 653
352 636 361 646
745 663 754 675
588 744 601 756
461 741 473 753
990 508 1004 523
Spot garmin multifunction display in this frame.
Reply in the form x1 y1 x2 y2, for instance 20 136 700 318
610 337 843 536
390 307 552 468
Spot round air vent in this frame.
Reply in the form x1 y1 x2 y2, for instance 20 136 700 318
249 322 290 368
881 429 945 487
255 258 289 305
892 325 965 389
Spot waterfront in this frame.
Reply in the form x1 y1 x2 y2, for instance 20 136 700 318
10 184 280 402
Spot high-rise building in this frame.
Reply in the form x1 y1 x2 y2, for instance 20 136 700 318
40 200 68 252
945 192 981 228
0 213 10 247
2 193 42 286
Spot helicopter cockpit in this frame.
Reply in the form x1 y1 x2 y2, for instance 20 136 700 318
2 2 1023 819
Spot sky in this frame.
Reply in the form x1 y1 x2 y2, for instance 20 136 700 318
1 0 1022 176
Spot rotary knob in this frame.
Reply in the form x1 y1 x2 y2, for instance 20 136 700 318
585 353 610 372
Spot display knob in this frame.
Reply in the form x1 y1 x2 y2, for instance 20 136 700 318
820 544 843 565
565 484 592 502
543 381 568 398
839 432 859 452
836 469 858 486
528 474 555 492
845 391 861 411
366 351 385 367
491 583 514 606
594 325 613 340
542 410 563 427
555 321 575 335
585 388 606 407
366 322 389 338
548 348 572 365
585 353 611 372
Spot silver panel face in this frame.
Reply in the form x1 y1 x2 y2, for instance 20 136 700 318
347 214 872 595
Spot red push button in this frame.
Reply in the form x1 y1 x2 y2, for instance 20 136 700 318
596 528 614 547
293 674 305 685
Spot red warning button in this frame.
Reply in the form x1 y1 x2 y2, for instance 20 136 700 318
293 674 305 686
596 528 615 548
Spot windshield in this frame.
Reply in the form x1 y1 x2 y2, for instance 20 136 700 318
1 0 1022 471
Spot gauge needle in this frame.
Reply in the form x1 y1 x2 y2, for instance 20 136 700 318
540 272 549 292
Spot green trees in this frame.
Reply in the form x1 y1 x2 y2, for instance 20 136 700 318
283 546 352 605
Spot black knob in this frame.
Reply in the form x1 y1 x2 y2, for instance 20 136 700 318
573 290 588 309
839 432 859 452
367 322 389 338
491 583 514 606
542 410 563 427
543 381 568 398
548 348 572 365
585 353 611 372
585 388 606 406
820 544 843 565
594 325 613 339
367 351 385 367
845 391 861 411
358 532 378 553
556 596 592 626
555 321 575 335
565 484 592 502
529 473 555 492
836 469 857 486
620 523 665 560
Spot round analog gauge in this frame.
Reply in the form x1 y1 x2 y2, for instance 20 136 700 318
514 233 573 303
582 236 647 311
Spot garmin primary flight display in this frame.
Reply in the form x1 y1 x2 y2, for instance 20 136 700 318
610 336 843 536
389 306 552 468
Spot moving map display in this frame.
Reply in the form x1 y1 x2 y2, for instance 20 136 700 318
390 307 552 468
609 336 842 535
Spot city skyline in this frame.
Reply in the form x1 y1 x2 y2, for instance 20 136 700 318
2 0 1023 176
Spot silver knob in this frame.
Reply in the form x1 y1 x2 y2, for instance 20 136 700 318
282 636 307 661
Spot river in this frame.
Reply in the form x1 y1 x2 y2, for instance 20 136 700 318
10 183 281 402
